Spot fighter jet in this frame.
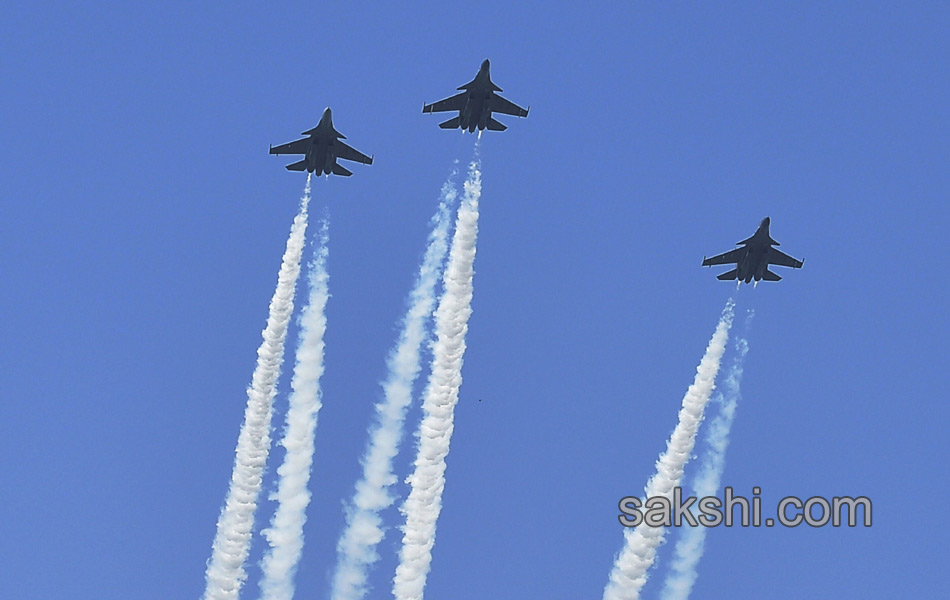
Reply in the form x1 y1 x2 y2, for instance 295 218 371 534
269 107 373 176
423 59 529 132
702 217 804 284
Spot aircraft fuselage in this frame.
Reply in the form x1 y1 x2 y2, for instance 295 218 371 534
736 245 770 283
461 94 492 132
460 64 494 131
303 137 340 175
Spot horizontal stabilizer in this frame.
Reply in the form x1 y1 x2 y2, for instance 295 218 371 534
439 116 461 129
717 268 740 281
331 163 352 177
486 117 507 131
761 269 782 281
285 160 307 172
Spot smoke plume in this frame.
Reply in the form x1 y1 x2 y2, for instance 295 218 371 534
603 299 735 600
393 154 482 600
659 310 753 600
203 176 312 600
331 173 458 600
258 215 331 600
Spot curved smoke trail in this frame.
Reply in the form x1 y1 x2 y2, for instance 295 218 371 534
331 172 458 600
393 153 481 600
660 310 753 600
203 175 312 600
603 299 735 600
258 215 331 600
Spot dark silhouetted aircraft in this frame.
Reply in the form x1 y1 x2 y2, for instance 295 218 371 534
423 59 529 132
702 217 803 284
269 107 373 176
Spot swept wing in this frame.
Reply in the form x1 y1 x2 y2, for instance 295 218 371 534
491 94 529 117
767 247 804 269
423 92 467 113
336 141 373 165
270 138 309 155
702 247 745 266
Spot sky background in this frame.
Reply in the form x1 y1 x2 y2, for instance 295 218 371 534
2 2 948 599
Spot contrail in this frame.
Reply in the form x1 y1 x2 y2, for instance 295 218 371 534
603 299 735 600
203 175 313 600
660 309 753 600
393 151 481 600
258 215 331 600
330 171 458 600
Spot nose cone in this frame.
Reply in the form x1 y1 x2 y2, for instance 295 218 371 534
761 216 770 228
322 107 332 121
481 59 490 72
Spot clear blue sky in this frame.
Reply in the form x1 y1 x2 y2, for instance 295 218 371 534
2 3 947 598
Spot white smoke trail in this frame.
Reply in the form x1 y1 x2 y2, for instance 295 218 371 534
659 310 753 600
393 153 482 600
330 172 459 600
603 299 735 600
204 175 313 600
258 215 331 600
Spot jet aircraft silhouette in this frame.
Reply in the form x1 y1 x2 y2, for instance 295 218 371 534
269 108 373 176
702 217 803 283
422 59 529 132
